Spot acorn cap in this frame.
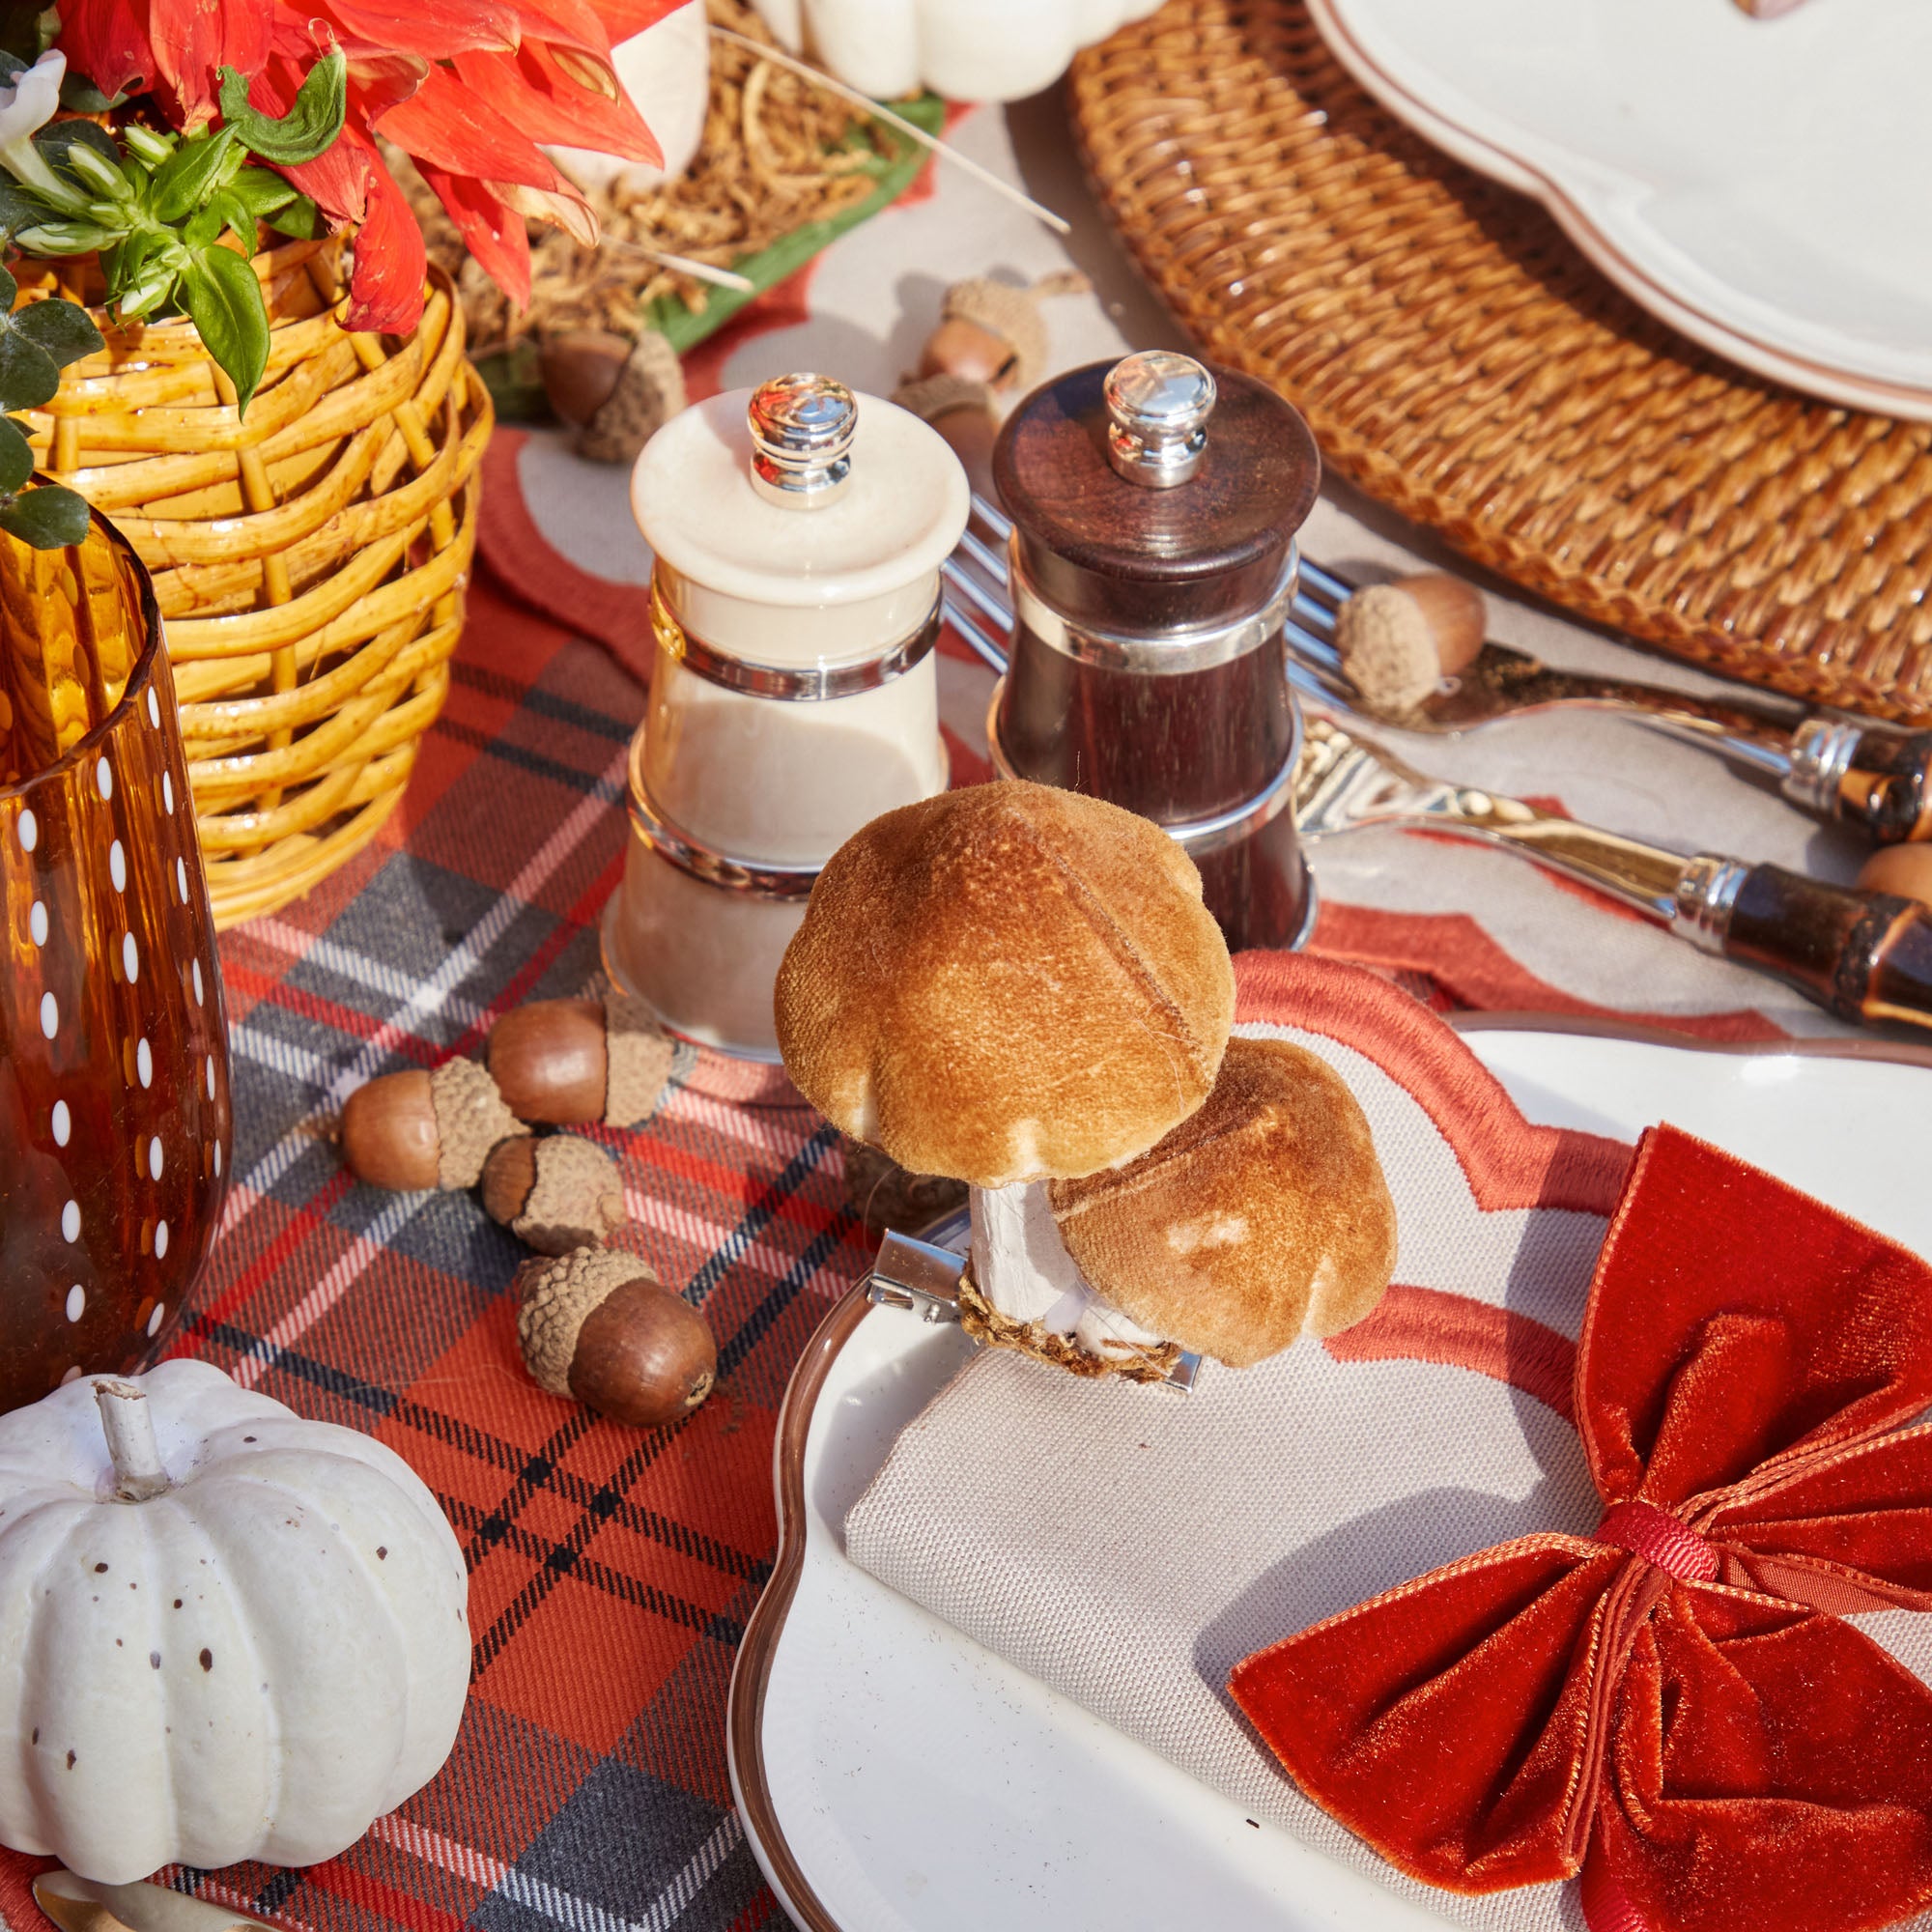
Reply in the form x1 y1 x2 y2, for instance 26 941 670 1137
429 1057 527 1189
941 278 1048 390
1048 1037 1397 1368
484 1134 627 1256
518 1247 655 1397
775 781 1235 1188
602 983 676 1125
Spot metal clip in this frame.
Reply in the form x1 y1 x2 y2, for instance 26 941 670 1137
867 1232 967 1322
865 1231 1205 1392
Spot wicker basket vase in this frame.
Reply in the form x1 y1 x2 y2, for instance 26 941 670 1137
20 238 493 926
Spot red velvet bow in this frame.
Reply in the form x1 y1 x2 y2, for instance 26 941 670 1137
1231 1123 1932 1932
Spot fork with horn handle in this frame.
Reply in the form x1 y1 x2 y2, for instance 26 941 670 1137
942 498 1932 1032
944 493 1932 844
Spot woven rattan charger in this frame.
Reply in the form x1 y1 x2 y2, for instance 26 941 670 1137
1069 0 1932 724
20 237 491 926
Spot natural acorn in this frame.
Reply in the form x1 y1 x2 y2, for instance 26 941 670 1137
488 983 675 1127
517 1248 717 1429
482 1133 626 1256
1858 845 1932 906
1334 573 1489 715
915 277 1058 396
342 1057 528 1191
539 329 687 467
893 371 998 501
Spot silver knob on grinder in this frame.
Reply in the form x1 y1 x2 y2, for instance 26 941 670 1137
1102 351 1216 490
748 373 858 508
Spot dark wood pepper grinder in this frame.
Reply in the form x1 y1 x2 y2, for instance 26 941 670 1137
989 351 1321 949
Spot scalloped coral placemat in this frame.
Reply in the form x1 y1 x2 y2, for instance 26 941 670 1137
1068 0 1932 723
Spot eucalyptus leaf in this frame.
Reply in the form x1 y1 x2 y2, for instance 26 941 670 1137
0 482 94 550
217 47 346 166
148 125 237 225
60 72 127 115
0 324 60 411
180 244 268 414
12 298 103 371
0 414 33 494
0 180 50 237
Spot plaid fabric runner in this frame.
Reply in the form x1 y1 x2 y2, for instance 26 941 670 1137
0 568 870 1932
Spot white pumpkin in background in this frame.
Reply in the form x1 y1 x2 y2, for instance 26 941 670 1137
549 0 714 191
0 1364 469 1884
748 0 1168 102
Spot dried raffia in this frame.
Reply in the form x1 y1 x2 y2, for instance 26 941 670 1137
399 0 893 355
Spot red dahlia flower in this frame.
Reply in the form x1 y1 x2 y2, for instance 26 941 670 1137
53 0 677 331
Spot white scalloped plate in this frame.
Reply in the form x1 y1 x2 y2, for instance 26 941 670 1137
1307 0 1932 419
727 1021 1932 1931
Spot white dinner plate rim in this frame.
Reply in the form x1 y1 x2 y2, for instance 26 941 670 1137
1304 0 1932 423
726 1017 1932 1931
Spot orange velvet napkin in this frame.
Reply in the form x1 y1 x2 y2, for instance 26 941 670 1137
1233 1123 1932 1932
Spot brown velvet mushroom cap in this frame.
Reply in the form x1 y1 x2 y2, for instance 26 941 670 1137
774 781 1235 1188
1048 1037 1397 1368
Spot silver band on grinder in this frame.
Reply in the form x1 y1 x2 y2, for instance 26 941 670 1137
1008 541 1301 675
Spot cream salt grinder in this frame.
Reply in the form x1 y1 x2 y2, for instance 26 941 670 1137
606 374 970 1059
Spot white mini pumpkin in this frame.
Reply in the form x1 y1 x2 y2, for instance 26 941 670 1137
0 1363 469 1884
750 0 1168 103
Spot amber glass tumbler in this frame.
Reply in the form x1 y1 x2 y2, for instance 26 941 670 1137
0 504 232 1413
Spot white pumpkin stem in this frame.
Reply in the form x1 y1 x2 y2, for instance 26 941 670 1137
94 1380 171 1502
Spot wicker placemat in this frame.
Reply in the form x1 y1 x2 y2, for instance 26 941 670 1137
1068 0 1932 723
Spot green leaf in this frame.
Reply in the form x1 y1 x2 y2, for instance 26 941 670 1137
0 481 93 549
208 189 257 255
264 191 324 241
12 297 103 371
230 165 296 216
179 244 268 414
0 179 51 237
0 321 59 410
0 413 33 493
60 72 128 115
217 47 346 166
183 201 222 251
147 124 237 224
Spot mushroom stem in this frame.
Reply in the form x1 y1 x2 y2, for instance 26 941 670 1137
94 1379 170 1501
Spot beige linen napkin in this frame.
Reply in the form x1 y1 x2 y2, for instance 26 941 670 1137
844 1010 1932 1930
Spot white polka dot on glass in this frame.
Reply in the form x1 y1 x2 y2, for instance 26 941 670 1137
51 1100 69 1146
136 1038 153 1088
191 960 203 1006
28 900 45 946
60 1200 78 1242
148 1137 162 1180
204 1057 214 1099
146 1303 165 1339
64 1286 83 1324
38 992 56 1039
17 808 36 853
95 758 111 802
109 839 126 892
213 1143 222 1178
154 1220 168 1260
146 687 159 729
161 772 174 815
176 857 188 902
122 933 138 983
